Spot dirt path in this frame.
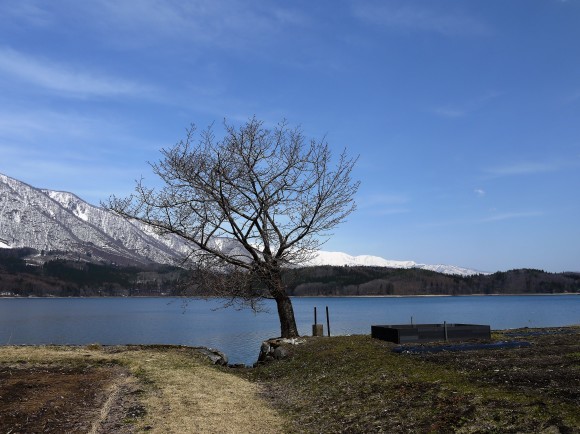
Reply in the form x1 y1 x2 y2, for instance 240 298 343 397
0 346 284 434
128 349 283 434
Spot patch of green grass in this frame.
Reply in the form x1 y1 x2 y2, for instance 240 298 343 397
244 330 579 433
567 352 580 361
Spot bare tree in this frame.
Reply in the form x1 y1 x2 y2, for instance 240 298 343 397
107 118 359 338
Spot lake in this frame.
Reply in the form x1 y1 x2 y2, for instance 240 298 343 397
0 295 578 365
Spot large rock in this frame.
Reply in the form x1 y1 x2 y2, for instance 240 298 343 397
273 346 290 360
256 337 305 365
195 347 228 366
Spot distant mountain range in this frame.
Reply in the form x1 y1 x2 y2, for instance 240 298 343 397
307 251 485 276
0 173 484 276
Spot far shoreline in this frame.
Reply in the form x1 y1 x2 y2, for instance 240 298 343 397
0 292 578 300
292 292 579 298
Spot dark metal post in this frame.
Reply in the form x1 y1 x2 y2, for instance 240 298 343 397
326 306 331 337
314 307 317 325
444 321 448 341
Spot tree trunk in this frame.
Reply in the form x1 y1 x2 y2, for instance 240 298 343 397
274 291 299 338
263 266 299 338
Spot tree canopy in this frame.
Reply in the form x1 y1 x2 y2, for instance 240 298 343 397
108 118 359 337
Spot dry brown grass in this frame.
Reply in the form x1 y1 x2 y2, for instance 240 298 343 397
129 349 283 433
0 345 284 433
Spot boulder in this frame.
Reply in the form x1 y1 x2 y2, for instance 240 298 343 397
196 347 228 366
255 337 305 365
273 346 290 360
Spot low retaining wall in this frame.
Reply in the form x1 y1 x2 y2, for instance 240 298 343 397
371 323 491 344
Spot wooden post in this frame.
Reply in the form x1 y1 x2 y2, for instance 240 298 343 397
326 306 331 337
444 321 448 342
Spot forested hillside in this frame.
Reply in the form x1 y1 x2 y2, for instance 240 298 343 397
283 266 580 296
0 248 182 297
1 248 578 297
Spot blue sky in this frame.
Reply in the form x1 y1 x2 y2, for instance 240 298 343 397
1 0 579 273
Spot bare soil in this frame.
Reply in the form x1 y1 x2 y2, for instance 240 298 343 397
0 345 283 434
0 362 141 434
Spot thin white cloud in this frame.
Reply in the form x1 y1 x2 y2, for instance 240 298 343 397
480 211 544 223
420 210 543 228
474 188 486 197
352 2 491 36
0 109 164 167
485 153 580 178
485 161 562 177
433 107 467 118
566 90 580 103
0 158 145 206
374 208 411 216
417 218 467 229
83 0 308 52
0 109 133 144
358 193 411 216
0 47 154 99
0 2 52 27
359 193 410 208
0 113 155 205
0 110 97 140
433 91 502 118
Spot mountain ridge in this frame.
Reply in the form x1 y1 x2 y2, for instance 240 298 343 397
306 251 486 276
1 172 484 276
0 173 181 266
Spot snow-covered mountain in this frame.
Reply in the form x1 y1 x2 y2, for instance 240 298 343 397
306 251 485 276
307 251 416 268
0 173 484 275
0 173 188 266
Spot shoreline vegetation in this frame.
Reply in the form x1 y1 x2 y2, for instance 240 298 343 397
1 326 578 433
1 248 579 298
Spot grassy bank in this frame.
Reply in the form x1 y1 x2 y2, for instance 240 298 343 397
243 327 579 433
1 327 578 433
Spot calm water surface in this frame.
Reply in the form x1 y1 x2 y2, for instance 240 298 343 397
0 295 578 365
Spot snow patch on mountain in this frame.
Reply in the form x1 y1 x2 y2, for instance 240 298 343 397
418 264 484 276
43 190 91 221
308 251 416 269
309 251 486 276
